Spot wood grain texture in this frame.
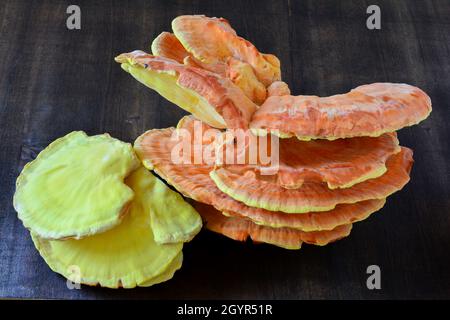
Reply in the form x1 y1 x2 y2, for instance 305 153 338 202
0 0 449 299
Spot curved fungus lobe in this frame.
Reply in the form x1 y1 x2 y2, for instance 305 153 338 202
134 116 388 232
14 131 140 240
132 167 202 244
172 15 281 87
139 252 183 287
31 168 184 289
151 32 267 104
267 81 291 97
223 199 386 232
251 83 432 140
226 57 267 105
115 51 257 129
195 202 352 250
217 132 401 189
151 32 191 63
150 32 220 74
211 147 414 213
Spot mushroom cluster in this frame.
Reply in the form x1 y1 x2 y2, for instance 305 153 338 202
117 15 431 249
14 15 431 288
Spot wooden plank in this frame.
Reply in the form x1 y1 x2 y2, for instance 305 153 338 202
0 0 449 299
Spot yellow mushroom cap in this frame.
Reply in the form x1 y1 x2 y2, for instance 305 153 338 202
14 131 140 240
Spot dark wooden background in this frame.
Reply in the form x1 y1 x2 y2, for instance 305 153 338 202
0 0 449 299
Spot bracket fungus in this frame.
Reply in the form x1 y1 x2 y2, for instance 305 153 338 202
149 15 283 105
115 51 257 129
210 148 413 213
171 15 281 87
30 167 185 288
214 132 401 190
15 132 201 288
195 202 352 250
134 117 391 233
119 15 430 250
250 83 432 140
14 131 140 240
